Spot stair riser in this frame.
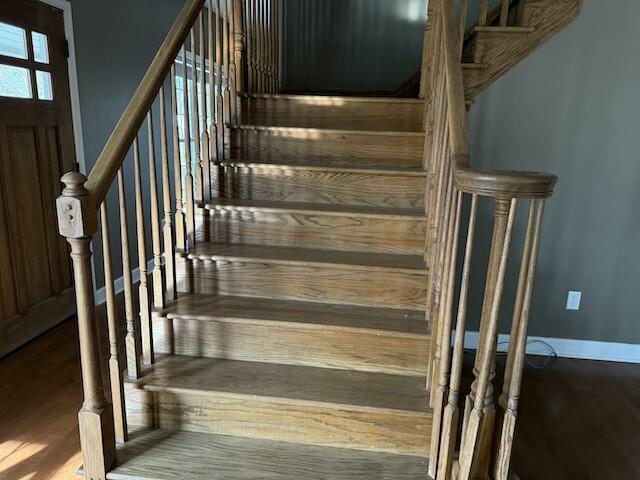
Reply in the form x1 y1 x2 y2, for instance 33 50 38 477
153 316 430 376
125 386 431 456
176 258 427 310
240 97 424 132
221 166 426 209
197 210 426 255
227 129 424 168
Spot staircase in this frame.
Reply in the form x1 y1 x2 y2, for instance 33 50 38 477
119 94 433 476
55 0 580 479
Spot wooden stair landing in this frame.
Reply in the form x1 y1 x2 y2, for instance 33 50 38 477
98 429 429 480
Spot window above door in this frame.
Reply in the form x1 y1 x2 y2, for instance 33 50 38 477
0 20 54 100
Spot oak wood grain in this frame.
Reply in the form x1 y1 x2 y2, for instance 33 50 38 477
125 355 432 456
240 95 424 132
153 294 429 375
220 161 426 209
198 199 426 255
177 258 427 310
101 428 429 480
227 126 425 168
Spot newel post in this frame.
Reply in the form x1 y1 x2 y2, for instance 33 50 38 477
57 172 116 479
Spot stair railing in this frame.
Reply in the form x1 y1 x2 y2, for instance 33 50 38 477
422 0 556 479
53 0 283 477
245 0 281 93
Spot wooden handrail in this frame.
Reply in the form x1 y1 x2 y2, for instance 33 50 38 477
85 0 204 206
441 0 557 199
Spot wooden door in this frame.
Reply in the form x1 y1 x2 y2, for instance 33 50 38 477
0 0 77 356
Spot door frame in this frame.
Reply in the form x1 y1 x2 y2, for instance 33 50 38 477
37 0 87 176
37 0 101 299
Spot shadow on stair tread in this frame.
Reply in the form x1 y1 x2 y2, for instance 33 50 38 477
88 428 429 480
181 243 428 273
156 293 429 337
201 198 425 219
126 354 430 413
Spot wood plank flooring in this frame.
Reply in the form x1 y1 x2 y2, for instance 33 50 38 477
2 321 640 480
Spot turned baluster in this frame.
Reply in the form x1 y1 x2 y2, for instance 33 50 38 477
56 172 116 478
272 0 280 93
257 0 265 93
133 137 154 365
428 188 462 479
437 194 478 480
199 13 212 202
500 0 510 27
245 0 254 93
233 0 246 98
99 202 128 443
208 0 220 195
171 66 186 251
499 202 536 411
459 0 468 56
190 26 203 201
479 0 489 26
262 0 268 92
494 200 545 480
228 0 239 123
458 198 517 480
158 86 177 302
216 0 225 162
117 168 141 379
428 128 453 403
147 111 165 310
182 45 196 248
252 0 259 92
222 0 232 123
264 0 271 92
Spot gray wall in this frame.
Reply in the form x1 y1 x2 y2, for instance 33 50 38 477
468 0 640 344
281 0 426 94
68 0 185 285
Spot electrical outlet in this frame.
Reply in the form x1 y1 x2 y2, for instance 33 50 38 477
566 291 582 311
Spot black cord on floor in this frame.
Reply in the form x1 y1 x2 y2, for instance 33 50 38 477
464 339 558 370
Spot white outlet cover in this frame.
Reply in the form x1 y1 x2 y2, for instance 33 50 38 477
566 291 582 311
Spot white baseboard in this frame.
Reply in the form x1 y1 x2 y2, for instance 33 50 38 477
93 259 155 306
464 331 640 364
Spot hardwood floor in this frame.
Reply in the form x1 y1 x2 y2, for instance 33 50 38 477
0 320 82 480
1 320 639 479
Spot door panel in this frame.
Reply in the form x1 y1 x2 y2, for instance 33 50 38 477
0 0 76 356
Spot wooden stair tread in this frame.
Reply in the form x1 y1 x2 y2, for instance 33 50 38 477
185 243 428 273
159 294 428 336
232 124 425 137
101 428 428 480
203 198 425 219
221 159 427 176
241 93 424 105
133 355 430 413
